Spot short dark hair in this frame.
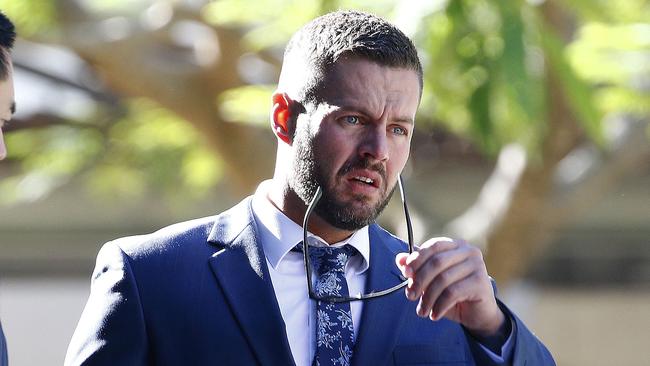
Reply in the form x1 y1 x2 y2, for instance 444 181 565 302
280 10 422 103
0 11 16 80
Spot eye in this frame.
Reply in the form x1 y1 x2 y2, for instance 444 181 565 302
343 116 360 125
391 125 408 136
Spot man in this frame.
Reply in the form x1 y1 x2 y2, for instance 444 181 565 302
66 11 554 365
0 10 16 366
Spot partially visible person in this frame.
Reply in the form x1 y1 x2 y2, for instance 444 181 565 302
0 10 15 161
0 9 16 366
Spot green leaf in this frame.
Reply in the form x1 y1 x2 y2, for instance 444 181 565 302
540 20 604 145
217 85 275 125
497 2 537 123
0 0 57 36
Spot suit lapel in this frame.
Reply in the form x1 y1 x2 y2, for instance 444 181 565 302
352 224 411 366
207 198 295 366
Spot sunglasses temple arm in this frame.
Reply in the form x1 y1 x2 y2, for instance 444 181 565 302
398 175 415 253
303 186 323 299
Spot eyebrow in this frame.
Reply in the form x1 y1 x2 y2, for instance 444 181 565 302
394 117 415 125
338 104 414 125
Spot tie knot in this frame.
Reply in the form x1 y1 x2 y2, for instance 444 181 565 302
309 244 356 275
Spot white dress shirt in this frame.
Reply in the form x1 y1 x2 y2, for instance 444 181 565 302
250 181 512 365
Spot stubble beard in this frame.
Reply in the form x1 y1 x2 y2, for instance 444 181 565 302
290 121 395 231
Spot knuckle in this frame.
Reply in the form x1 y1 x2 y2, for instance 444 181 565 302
468 272 482 283
446 284 460 298
469 246 483 258
469 255 484 267
437 270 451 284
429 256 444 269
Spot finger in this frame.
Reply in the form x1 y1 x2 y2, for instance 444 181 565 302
395 252 409 277
415 257 477 317
430 273 481 321
395 252 408 267
404 238 457 275
407 247 471 300
428 248 486 319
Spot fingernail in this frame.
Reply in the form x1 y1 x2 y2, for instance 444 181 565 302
416 305 426 317
406 288 416 301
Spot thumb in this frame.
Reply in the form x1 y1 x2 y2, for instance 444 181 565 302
395 252 409 272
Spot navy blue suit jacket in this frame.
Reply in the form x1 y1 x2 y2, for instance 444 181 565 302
66 197 555 365
0 322 7 366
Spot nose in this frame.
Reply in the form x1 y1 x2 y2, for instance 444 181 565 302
359 126 389 162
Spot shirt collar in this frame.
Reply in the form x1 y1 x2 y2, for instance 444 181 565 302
251 180 370 273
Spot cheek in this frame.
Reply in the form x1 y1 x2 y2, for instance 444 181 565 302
314 125 352 162
389 142 410 168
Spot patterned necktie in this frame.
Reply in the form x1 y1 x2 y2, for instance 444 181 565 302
309 244 356 366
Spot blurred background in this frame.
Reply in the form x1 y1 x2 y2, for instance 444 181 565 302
0 0 648 364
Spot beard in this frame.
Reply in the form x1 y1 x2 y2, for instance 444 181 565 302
289 121 396 231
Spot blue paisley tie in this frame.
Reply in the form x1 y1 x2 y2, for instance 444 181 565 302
309 245 356 366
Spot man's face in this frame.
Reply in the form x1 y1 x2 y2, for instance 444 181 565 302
0 61 15 160
289 57 420 230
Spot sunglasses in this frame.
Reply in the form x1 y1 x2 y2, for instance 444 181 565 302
301 175 414 303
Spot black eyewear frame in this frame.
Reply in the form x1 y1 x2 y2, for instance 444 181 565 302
301 175 415 303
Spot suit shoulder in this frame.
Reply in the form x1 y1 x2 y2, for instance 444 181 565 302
106 216 218 260
102 196 254 262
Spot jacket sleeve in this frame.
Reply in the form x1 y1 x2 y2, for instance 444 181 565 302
0 321 7 366
466 299 556 366
65 241 149 366
503 299 556 366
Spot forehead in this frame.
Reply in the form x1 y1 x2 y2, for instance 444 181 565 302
316 57 421 114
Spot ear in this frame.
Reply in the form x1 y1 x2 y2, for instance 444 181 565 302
271 92 294 145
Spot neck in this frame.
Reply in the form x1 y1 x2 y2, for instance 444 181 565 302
267 179 355 244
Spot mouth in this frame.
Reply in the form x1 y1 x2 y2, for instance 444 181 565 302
352 175 376 186
347 170 381 189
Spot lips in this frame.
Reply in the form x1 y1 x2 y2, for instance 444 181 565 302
347 170 381 188
353 176 374 185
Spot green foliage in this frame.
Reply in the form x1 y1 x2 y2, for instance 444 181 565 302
418 0 548 155
203 0 403 50
0 0 57 36
3 0 646 204
90 98 223 200
1 99 222 205
567 23 650 116
540 19 603 145
218 85 275 125
0 126 103 204
203 0 323 51
559 0 649 23
80 0 151 14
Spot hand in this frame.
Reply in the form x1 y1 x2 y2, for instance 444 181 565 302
395 237 506 338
